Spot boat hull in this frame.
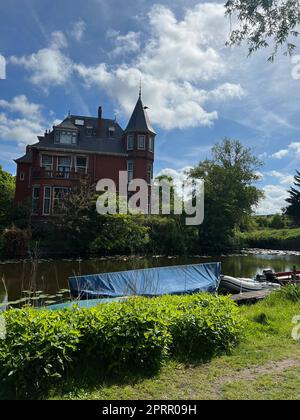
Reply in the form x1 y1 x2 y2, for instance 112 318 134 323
220 275 281 294
69 262 221 300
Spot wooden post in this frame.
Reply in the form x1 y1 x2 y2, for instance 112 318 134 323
292 265 297 283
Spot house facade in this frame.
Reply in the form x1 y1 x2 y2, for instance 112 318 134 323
14 94 156 217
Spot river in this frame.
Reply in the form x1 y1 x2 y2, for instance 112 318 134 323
1 250 300 307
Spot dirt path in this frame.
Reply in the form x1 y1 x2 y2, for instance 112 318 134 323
211 357 300 398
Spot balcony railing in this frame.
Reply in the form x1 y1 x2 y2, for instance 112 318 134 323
32 168 89 180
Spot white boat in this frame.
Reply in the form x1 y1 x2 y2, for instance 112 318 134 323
220 275 281 294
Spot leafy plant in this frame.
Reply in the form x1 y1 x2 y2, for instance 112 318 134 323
0 293 242 399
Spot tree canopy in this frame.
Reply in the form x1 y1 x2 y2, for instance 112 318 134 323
286 170 300 224
189 138 264 251
225 0 300 60
0 166 15 229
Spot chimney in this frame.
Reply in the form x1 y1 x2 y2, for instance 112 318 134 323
97 106 102 135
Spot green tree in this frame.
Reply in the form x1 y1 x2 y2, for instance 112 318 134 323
270 213 286 229
0 166 15 229
286 170 300 225
189 138 264 252
225 0 300 60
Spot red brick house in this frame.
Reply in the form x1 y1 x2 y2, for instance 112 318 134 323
14 94 156 217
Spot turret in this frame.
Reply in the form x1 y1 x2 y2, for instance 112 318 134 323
124 92 156 184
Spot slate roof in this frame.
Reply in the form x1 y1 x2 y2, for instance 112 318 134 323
33 116 127 156
15 99 156 162
125 96 156 135
15 148 33 163
55 117 78 131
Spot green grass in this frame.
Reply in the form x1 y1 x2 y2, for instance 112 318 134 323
239 227 300 250
50 290 300 400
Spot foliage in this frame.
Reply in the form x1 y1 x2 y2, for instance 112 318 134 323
225 0 300 60
286 170 300 225
146 215 198 255
90 214 150 254
238 227 300 250
275 284 300 302
49 289 300 400
164 294 243 361
269 213 286 229
0 166 15 229
189 138 263 252
0 293 242 399
1 226 32 259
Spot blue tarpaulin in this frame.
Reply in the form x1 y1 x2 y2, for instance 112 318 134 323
69 263 221 299
45 297 126 311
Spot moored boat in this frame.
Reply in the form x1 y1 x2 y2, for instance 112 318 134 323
68 262 222 300
220 275 281 294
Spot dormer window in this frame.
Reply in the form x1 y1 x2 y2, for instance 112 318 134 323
86 127 94 137
127 135 134 151
108 127 115 138
138 135 146 150
55 131 77 145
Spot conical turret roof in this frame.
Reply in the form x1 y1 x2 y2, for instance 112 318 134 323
125 95 156 135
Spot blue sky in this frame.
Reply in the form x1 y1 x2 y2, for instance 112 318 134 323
0 0 300 214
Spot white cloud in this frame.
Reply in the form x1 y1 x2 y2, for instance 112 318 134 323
272 149 289 159
11 3 243 130
69 20 86 42
256 184 289 215
0 95 43 120
11 31 72 91
289 142 300 156
271 142 300 160
0 95 46 146
137 4 227 83
108 30 141 56
266 170 294 186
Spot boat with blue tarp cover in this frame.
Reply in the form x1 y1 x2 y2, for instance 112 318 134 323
68 262 221 300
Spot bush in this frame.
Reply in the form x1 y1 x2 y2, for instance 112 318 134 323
90 214 150 255
0 293 242 399
276 285 300 303
164 294 243 361
238 228 300 250
1 226 31 259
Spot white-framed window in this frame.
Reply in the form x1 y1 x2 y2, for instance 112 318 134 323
19 172 25 181
55 131 77 145
57 156 72 178
32 186 40 215
75 119 84 126
127 135 134 150
127 161 134 183
149 136 154 152
43 186 51 216
53 187 68 214
41 155 53 171
138 135 146 150
147 162 153 184
76 156 88 173
108 127 115 137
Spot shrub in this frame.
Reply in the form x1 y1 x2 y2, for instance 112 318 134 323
0 293 242 399
161 294 243 361
238 228 300 251
1 226 31 259
276 285 300 303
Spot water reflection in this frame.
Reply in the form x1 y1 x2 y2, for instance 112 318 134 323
1 253 300 306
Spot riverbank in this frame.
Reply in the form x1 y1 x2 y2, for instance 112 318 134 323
238 228 300 251
50 288 300 400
